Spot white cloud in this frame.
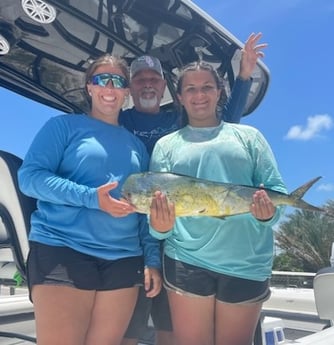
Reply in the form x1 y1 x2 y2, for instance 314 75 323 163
317 183 334 192
284 114 333 140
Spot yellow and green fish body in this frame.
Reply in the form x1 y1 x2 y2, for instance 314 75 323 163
121 172 324 218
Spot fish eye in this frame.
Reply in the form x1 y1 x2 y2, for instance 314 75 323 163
123 192 131 201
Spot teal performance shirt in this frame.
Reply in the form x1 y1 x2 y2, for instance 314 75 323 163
120 76 252 155
18 114 160 267
149 122 288 281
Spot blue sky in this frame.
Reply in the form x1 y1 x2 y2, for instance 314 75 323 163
0 0 333 208
192 0 334 208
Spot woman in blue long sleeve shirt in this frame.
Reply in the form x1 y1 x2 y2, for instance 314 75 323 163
18 54 160 345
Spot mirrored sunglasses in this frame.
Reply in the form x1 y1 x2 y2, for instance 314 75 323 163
90 73 129 88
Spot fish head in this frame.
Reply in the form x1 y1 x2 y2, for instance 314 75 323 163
121 190 133 203
121 172 157 213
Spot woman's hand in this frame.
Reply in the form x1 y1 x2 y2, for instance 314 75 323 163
150 191 175 232
250 188 275 221
97 182 136 217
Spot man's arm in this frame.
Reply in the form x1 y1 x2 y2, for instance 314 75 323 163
222 32 268 124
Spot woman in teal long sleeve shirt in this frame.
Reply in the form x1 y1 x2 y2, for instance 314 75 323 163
149 60 287 345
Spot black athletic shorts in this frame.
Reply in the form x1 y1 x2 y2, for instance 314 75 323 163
163 255 271 304
27 241 144 301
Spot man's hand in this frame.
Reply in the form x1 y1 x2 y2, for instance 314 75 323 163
144 266 162 298
239 32 268 80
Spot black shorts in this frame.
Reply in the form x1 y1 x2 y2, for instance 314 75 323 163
163 255 271 304
27 241 144 298
124 284 173 338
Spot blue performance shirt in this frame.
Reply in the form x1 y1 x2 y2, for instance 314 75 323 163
18 114 160 268
120 109 180 156
221 77 252 123
149 122 288 281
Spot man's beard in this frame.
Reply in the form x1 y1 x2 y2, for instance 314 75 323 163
139 95 159 110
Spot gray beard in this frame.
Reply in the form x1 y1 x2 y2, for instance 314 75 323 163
139 96 159 110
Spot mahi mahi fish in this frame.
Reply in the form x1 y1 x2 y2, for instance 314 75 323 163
121 172 325 218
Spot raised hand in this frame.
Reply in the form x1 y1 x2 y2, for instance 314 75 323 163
239 32 268 80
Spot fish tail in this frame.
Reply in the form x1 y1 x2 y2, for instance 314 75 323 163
289 176 325 213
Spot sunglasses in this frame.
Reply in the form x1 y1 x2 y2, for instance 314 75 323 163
90 73 129 88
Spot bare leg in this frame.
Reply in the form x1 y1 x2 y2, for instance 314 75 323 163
32 285 95 345
168 290 215 345
85 287 139 345
215 301 262 345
